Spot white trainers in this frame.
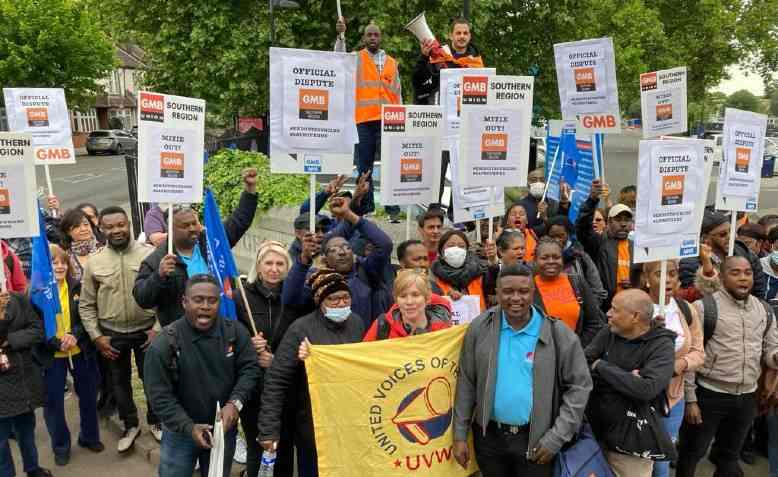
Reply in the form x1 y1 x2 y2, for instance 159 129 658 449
150 424 163 443
233 434 247 464
117 426 140 453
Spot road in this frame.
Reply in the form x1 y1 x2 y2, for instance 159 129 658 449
37 153 131 211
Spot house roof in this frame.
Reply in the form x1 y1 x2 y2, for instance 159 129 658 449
116 43 146 69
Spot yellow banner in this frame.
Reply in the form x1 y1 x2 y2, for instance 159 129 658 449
307 325 479 477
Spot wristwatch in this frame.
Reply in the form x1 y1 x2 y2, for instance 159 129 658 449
228 399 243 412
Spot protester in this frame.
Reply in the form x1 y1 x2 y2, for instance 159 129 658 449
592 208 606 235
576 178 634 310
452 263 592 476
143 204 168 248
298 174 370 227
739 222 766 257
1 240 27 293
288 214 331 265
633 260 705 477
58 208 101 282
617 185 637 210
517 170 570 235
482 230 525 307
234 241 296 477
585 289 676 477
760 214 778 257
0 289 52 477
334 18 401 220
502 203 538 261
417 207 446 263
283 195 393 328
76 203 104 244
396 239 430 271
431 229 488 312
532 238 604 347
545 215 607 306
363 269 451 340
259 269 365 477
762 226 778 300
39 244 102 466
678 209 766 301
676 256 778 477
134 168 259 327
80 206 161 450
144 274 260 477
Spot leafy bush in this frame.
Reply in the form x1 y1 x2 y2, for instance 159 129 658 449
204 149 310 217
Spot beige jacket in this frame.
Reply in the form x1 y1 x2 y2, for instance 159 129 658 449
80 240 159 340
667 298 705 407
686 289 778 401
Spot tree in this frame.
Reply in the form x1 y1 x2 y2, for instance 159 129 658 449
0 0 116 110
725 90 763 113
770 91 778 117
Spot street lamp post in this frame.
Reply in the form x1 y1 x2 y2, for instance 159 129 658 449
270 0 300 46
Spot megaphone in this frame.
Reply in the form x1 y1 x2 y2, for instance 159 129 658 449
404 12 452 64
391 377 452 445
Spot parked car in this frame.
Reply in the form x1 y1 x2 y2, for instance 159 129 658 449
130 125 138 137
86 130 137 155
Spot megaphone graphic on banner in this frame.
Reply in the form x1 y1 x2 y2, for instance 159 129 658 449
404 12 453 64
391 377 453 445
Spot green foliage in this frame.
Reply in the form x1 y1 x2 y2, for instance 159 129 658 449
770 91 778 117
204 149 310 217
725 90 763 113
0 0 116 110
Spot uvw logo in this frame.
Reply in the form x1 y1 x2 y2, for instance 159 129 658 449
391 377 452 445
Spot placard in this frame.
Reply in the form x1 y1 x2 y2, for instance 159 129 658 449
379 105 443 206
137 91 205 203
0 133 39 238
458 75 534 187
640 67 687 138
439 67 496 149
448 142 505 223
633 139 712 263
553 38 621 134
269 47 357 174
3 88 76 165
715 108 767 212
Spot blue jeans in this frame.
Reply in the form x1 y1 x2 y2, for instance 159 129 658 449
43 353 100 456
159 426 237 477
653 398 684 477
768 411 778 477
356 120 400 216
0 412 41 476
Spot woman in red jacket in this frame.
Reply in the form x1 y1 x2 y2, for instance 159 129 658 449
364 270 452 341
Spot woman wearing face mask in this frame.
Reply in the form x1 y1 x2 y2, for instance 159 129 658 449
234 241 296 477
258 269 364 477
430 230 488 312
519 169 570 236
58 208 101 282
38 245 102 466
634 260 704 477
502 203 538 261
545 215 607 307
533 238 604 347
364 270 451 340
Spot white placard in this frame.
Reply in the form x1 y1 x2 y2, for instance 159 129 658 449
449 295 481 326
439 67 496 148
379 105 443 206
3 88 76 165
448 142 505 223
0 133 39 238
553 38 621 134
459 75 533 187
633 139 712 263
715 108 767 212
640 67 687 138
269 48 358 174
137 91 205 203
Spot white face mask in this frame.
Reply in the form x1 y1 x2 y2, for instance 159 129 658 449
443 246 467 268
324 306 351 322
529 182 545 198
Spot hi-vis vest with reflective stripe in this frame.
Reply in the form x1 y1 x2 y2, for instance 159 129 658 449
355 49 401 124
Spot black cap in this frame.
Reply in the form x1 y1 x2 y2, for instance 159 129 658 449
701 210 730 234
293 213 332 231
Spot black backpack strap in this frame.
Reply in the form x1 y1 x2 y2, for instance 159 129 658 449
567 273 585 305
675 298 693 327
758 298 775 335
164 323 181 386
376 315 391 341
701 294 718 346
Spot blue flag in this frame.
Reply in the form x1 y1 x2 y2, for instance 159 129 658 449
30 205 61 339
203 189 239 320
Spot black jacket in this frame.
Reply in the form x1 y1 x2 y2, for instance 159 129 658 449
584 326 675 445
678 240 766 298
258 310 365 446
517 194 569 237
411 43 482 104
0 293 45 418
235 279 297 354
576 197 633 310
133 191 258 326
35 278 95 370
533 273 604 348
563 241 608 306
143 316 261 436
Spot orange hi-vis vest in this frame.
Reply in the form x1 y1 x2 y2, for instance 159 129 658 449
355 49 401 124
435 276 486 312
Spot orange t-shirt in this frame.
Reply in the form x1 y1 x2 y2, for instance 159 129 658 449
616 240 631 293
534 274 580 332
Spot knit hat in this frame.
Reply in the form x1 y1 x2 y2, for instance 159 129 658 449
701 210 730 234
307 268 350 305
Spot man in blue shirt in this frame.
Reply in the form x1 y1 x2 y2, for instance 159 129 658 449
453 264 592 477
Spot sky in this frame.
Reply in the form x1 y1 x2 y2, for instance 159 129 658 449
715 63 766 97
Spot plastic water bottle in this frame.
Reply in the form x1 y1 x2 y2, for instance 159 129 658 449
257 449 276 477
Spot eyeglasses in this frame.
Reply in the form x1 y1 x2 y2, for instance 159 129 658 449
324 294 350 305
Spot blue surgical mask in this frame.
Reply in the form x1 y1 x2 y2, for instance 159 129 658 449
324 306 351 322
